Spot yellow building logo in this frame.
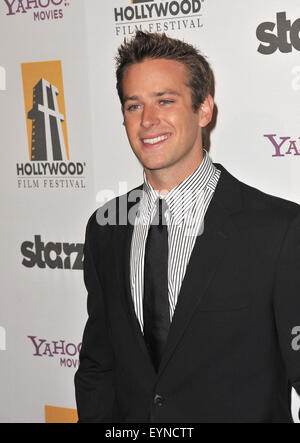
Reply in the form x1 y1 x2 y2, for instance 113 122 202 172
21 61 69 162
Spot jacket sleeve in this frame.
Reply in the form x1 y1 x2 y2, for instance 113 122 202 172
273 211 300 419
74 214 115 423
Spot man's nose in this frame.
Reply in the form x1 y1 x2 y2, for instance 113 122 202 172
141 105 160 128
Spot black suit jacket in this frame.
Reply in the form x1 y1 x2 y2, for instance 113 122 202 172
75 164 300 423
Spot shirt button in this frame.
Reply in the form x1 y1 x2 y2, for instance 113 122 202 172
154 394 165 407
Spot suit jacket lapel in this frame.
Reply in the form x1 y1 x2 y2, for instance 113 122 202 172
120 187 156 369
158 165 243 376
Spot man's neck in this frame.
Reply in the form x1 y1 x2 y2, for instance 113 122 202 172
144 151 205 194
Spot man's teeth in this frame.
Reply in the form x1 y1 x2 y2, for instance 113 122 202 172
143 135 169 144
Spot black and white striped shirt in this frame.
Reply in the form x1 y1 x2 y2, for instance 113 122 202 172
130 150 221 331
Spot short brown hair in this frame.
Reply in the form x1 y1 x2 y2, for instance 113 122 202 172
115 31 211 113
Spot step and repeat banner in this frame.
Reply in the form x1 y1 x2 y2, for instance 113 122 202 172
0 0 299 423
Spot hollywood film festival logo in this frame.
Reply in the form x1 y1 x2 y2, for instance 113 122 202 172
3 0 71 22
18 60 86 190
114 0 205 37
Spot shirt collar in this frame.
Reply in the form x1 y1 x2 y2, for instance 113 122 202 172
141 150 217 224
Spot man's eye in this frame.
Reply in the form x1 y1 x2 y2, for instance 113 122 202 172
127 104 140 112
160 99 174 105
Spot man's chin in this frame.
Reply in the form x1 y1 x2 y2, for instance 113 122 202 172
135 151 177 172
143 161 169 172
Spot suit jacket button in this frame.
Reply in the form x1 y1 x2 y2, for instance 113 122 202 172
154 394 164 407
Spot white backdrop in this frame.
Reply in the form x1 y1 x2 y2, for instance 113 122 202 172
0 0 299 423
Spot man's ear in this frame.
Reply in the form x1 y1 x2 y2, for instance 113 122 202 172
198 94 214 128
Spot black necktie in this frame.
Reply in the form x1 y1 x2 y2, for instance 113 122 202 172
143 197 170 372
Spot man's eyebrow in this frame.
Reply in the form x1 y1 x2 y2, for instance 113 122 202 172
154 90 181 97
123 90 181 103
123 95 139 103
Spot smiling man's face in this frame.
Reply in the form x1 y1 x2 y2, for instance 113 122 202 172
122 57 213 183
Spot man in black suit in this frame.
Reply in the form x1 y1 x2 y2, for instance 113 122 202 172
75 31 300 423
